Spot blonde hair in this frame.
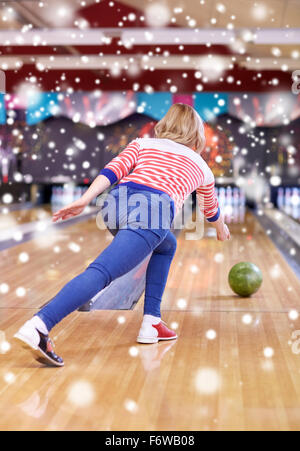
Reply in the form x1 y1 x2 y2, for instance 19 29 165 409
154 103 206 153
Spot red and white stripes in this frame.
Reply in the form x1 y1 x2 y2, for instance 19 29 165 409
102 138 219 219
104 140 140 181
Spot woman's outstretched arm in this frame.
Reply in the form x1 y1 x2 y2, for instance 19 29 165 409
52 174 111 222
52 139 140 223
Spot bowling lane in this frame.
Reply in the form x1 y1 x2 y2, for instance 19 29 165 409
264 208 300 247
0 205 52 230
2 206 299 313
1 308 300 431
134 210 300 314
0 215 113 309
1 207 300 431
276 187 300 224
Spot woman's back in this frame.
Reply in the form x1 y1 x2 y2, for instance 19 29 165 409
101 137 219 221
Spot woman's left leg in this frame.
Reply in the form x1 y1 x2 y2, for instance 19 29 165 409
14 227 166 366
36 228 164 332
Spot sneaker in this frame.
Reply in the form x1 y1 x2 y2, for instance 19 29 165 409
14 321 64 367
137 318 178 344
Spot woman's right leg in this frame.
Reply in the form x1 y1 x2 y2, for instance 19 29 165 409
143 231 177 318
36 228 164 332
137 231 178 344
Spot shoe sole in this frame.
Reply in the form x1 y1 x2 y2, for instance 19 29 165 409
137 335 178 344
13 333 64 367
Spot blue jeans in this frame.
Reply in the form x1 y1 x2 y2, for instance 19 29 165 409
37 183 177 331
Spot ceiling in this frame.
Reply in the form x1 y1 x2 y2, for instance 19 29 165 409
0 0 299 93
1 0 300 29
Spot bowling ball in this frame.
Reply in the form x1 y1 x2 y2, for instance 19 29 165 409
228 262 262 297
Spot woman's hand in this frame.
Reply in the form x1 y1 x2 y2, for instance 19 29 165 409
51 175 111 223
52 198 87 222
216 222 230 241
210 213 231 241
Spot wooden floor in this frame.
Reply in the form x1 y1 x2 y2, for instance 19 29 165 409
1 207 300 431
0 206 52 230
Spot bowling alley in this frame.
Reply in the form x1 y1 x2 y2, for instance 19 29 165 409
1 0 300 433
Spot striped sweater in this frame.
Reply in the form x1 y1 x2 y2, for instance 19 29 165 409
100 137 220 221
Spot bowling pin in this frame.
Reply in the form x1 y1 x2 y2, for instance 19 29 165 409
291 187 300 219
277 187 284 211
226 186 233 206
240 188 246 207
284 188 292 215
219 187 226 209
233 188 239 207
57 187 63 206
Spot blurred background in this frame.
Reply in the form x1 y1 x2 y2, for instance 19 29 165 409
1 1 300 432
0 0 299 229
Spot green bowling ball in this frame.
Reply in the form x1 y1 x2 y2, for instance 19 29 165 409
228 262 263 297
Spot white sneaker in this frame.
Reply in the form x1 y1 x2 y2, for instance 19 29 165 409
14 320 41 349
137 316 178 344
14 320 64 367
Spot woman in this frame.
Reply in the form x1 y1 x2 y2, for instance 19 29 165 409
14 103 230 367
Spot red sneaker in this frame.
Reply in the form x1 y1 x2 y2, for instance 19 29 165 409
137 317 178 344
